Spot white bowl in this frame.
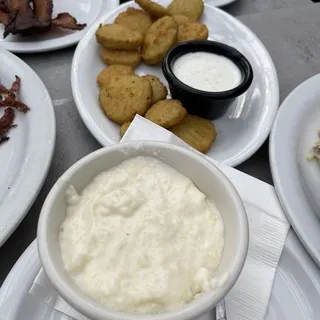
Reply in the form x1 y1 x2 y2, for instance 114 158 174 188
37 141 249 320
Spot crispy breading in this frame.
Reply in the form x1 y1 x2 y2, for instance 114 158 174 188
177 20 208 43
173 14 189 24
134 0 169 19
168 0 204 21
170 114 216 153
99 75 152 125
120 121 131 138
142 16 177 64
97 65 133 87
145 99 187 128
100 47 141 68
115 7 152 36
142 75 167 104
96 24 143 50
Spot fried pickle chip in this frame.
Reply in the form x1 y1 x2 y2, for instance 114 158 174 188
173 14 190 24
120 121 131 138
97 65 134 87
142 16 177 64
135 0 170 19
142 75 168 104
99 75 152 125
177 21 208 43
96 24 143 50
115 8 152 36
145 99 187 128
100 47 141 68
170 114 216 153
168 0 204 21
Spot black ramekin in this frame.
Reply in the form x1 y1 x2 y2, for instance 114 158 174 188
162 40 253 120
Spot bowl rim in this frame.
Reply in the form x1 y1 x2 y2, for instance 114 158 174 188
162 40 254 99
37 141 249 320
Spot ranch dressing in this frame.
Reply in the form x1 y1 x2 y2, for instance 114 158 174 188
173 51 242 92
60 156 225 314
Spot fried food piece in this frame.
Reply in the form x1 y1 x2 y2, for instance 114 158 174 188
142 16 177 64
134 0 169 19
145 99 187 128
168 0 204 21
177 21 208 43
96 24 143 50
100 47 141 68
120 121 131 138
97 65 133 87
99 75 152 125
173 14 189 24
115 8 152 36
170 114 216 153
142 75 167 104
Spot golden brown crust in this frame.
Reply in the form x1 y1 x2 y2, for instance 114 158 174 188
100 47 141 68
142 16 178 64
177 21 208 43
145 99 187 128
99 75 152 125
97 65 133 87
142 75 168 104
96 24 143 50
168 0 204 21
134 0 170 19
115 8 152 36
170 114 216 153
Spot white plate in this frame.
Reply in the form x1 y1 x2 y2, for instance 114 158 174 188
71 1 279 167
0 48 55 246
1 168 320 320
270 74 320 267
206 0 237 7
0 0 120 53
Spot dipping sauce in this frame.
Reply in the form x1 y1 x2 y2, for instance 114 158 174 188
59 156 225 314
173 51 242 92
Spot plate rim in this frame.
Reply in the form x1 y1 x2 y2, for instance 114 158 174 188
0 48 56 246
71 1 279 168
0 0 120 53
270 73 320 267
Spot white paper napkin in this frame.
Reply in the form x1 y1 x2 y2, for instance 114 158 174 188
29 116 290 320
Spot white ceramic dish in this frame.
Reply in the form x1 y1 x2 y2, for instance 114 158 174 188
0 48 55 247
1 169 320 320
71 0 279 167
37 142 249 320
0 0 120 53
270 73 320 267
206 0 237 7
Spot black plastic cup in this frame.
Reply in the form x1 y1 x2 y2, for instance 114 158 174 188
162 40 253 120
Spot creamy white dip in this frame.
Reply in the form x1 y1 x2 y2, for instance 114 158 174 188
60 156 225 314
173 51 242 92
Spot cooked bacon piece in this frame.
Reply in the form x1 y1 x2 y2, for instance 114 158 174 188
0 9 8 25
4 0 37 38
51 12 86 30
0 108 14 134
0 96 29 112
32 0 52 27
10 75 20 92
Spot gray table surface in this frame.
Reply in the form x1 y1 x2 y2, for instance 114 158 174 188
0 0 319 289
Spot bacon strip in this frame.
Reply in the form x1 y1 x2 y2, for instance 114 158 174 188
51 12 86 30
32 0 53 26
0 108 14 134
0 9 8 25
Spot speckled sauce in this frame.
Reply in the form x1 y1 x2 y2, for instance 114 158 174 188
173 51 242 92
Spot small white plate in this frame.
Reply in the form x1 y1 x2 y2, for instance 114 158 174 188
206 0 237 7
0 0 120 53
270 74 320 267
1 168 320 320
0 48 55 246
71 0 279 167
